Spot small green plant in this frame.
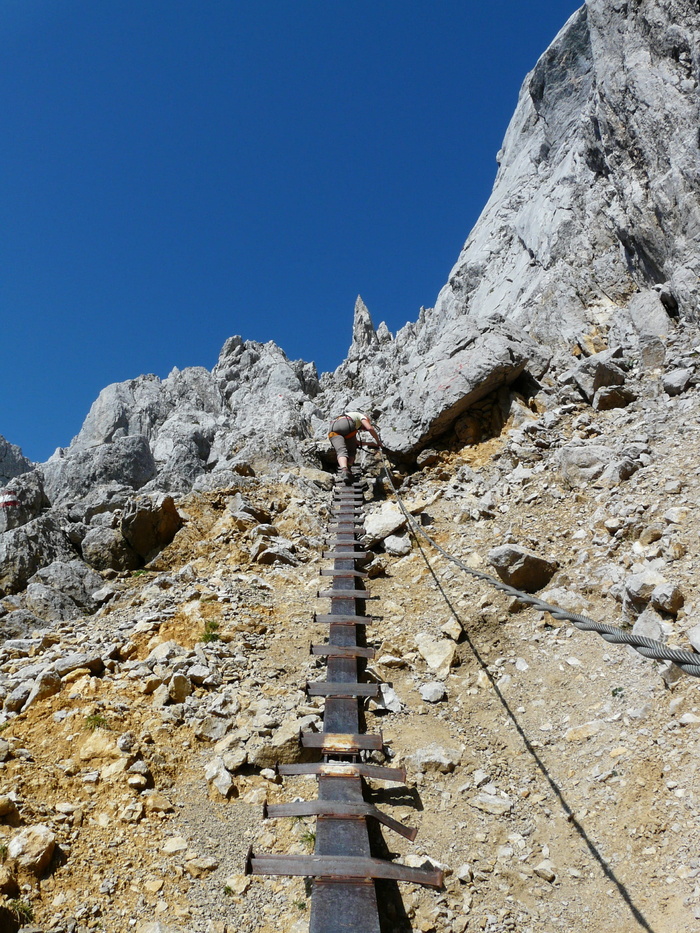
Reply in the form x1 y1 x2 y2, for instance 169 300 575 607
611 686 624 698
223 885 234 896
300 829 316 848
201 619 221 643
0 843 7 862
293 899 307 911
7 899 34 923
85 713 109 731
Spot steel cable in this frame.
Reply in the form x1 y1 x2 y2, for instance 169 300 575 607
378 451 700 679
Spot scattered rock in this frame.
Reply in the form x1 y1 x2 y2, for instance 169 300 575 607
364 502 406 545
419 682 447 703
415 633 457 679
534 859 556 882
8 824 56 876
384 533 412 556
408 744 462 774
663 368 693 396
650 582 684 615
487 545 557 592
470 792 513 816
205 757 234 799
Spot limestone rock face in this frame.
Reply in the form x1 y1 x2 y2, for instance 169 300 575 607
431 0 699 349
0 514 76 596
320 314 543 457
0 470 49 534
49 339 322 499
347 296 380 361
0 434 33 484
120 495 183 561
42 435 157 506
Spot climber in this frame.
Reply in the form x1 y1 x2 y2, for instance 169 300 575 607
328 411 382 484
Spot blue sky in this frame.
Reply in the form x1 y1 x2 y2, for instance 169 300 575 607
1 0 581 462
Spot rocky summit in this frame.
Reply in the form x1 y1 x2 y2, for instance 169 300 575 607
1 1 700 931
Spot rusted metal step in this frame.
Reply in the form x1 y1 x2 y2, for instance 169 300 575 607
247 852 443 888
263 801 417 841
319 568 368 578
302 732 383 753
317 588 373 599
278 762 406 782
322 550 370 559
311 645 375 659
313 613 374 624
306 682 380 698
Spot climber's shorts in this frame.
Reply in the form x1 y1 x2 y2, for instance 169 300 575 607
328 416 358 461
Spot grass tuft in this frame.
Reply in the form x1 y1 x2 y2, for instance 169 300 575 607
85 713 109 731
8 900 34 923
201 619 221 643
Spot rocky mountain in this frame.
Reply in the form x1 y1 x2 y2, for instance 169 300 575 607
4 0 696 510
0 1 699 930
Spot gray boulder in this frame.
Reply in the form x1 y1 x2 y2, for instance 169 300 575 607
81 526 141 572
488 544 558 593
65 481 134 524
592 385 636 411
24 582 82 622
22 668 62 711
631 607 667 645
0 610 44 639
25 559 104 619
562 349 626 404
121 495 182 561
557 444 615 487
663 368 693 396
650 582 684 616
627 290 673 338
0 514 76 596
4 683 32 713
29 559 103 605
384 533 412 557
637 335 666 371
54 652 104 677
227 493 270 528
191 469 255 494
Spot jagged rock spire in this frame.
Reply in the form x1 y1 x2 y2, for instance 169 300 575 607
0 434 33 484
347 296 379 361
